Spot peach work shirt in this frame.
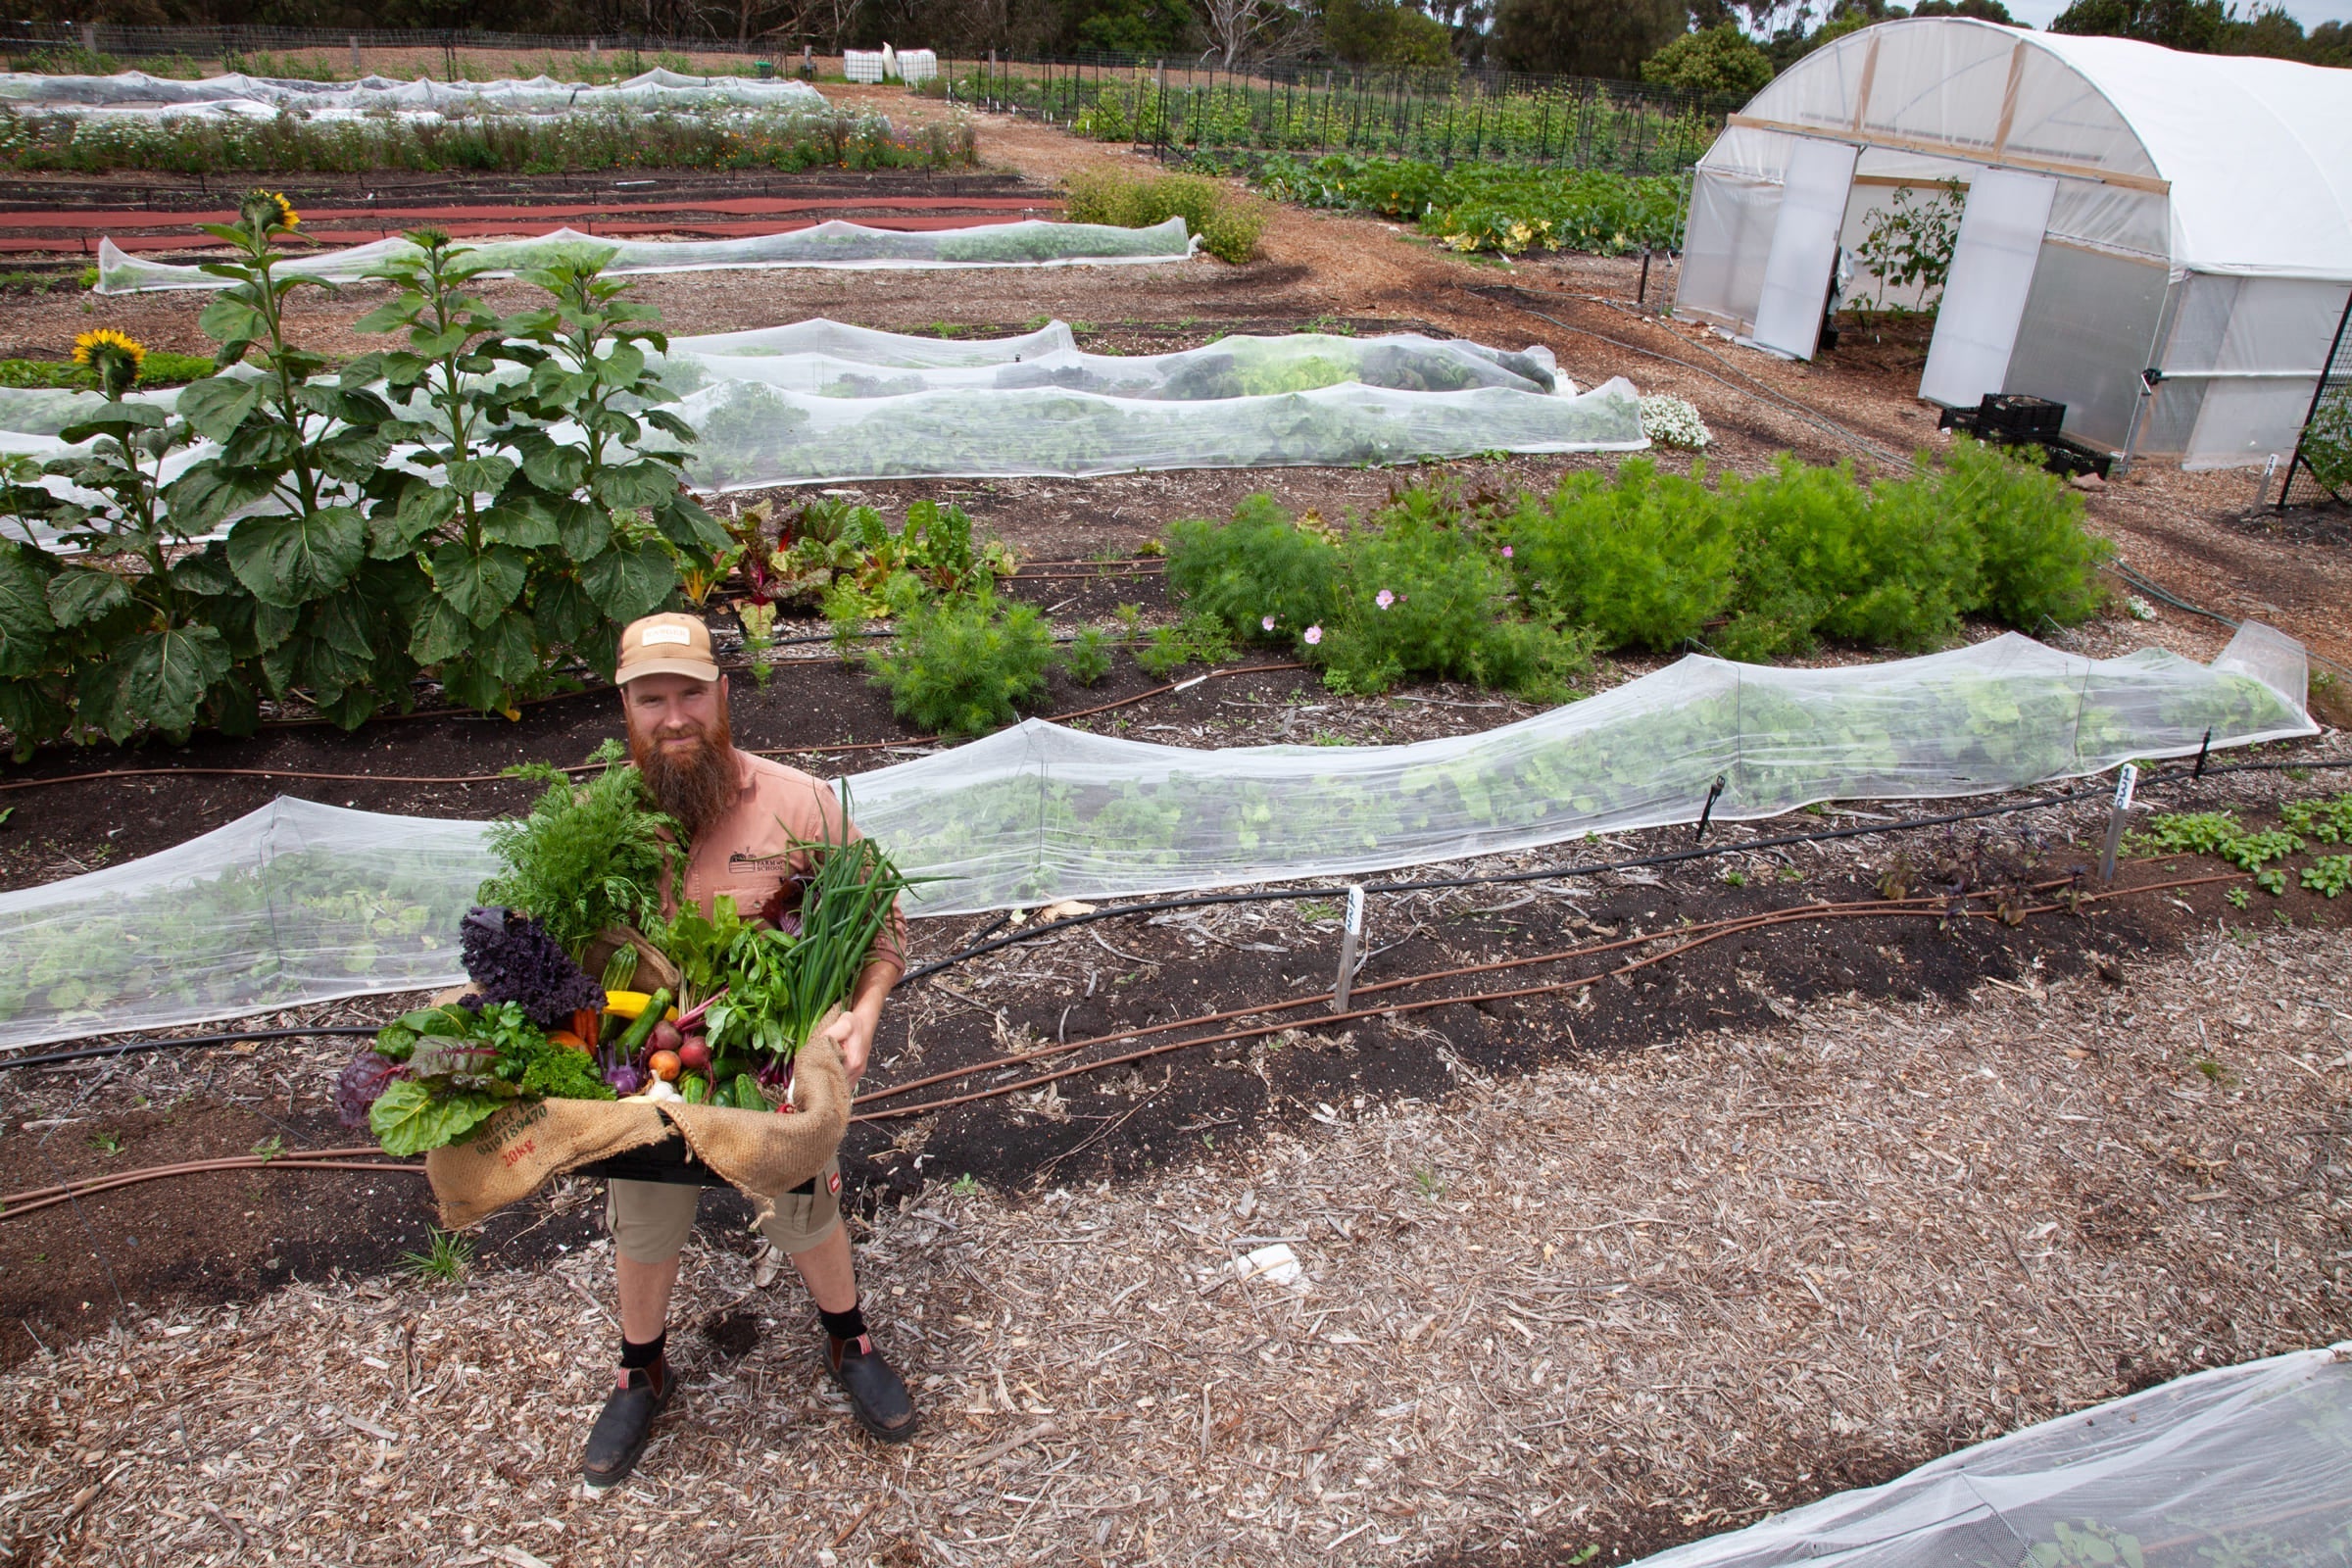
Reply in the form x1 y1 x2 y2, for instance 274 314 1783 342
665 750 906 978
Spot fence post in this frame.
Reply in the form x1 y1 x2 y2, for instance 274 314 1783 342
802 43 810 79
2098 764 2138 885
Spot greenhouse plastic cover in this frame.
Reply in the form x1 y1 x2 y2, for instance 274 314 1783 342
0 67 828 122
1628 1342 2352 1568
0 624 2311 1051
94 217 1200 294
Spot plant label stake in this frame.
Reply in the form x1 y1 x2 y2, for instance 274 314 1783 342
2099 763 2138 884
1333 885 1365 1014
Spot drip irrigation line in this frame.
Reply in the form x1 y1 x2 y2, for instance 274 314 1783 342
869 892 1961 1107
0 1150 421 1222
853 872 2240 1124
1464 282 1914 471
0 1025 378 1074
895 753 2352 982
0 663 1311 794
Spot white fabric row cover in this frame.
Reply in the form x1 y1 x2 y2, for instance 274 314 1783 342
0 625 2309 1051
92 218 1200 294
1630 1342 2352 1568
0 67 828 122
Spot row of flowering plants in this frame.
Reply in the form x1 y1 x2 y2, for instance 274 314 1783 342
0 190 730 751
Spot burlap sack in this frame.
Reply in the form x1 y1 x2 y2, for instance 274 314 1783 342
423 1038 851 1229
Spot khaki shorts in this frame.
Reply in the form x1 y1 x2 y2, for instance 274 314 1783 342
605 1156 842 1265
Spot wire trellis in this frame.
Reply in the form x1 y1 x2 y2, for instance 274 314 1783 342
2278 288 2352 511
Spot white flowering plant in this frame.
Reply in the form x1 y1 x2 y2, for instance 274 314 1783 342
1639 394 1712 452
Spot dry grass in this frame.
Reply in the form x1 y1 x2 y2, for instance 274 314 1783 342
3 920 2345 1566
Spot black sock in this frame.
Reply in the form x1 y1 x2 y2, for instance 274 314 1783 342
619 1330 666 1370
817 1301 866 1345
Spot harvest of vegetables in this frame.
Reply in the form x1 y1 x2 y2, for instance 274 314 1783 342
336 752 911 1156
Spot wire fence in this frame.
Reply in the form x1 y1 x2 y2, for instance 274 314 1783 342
2278 290 2351 510
928 52 1738 174
0 23 1736 176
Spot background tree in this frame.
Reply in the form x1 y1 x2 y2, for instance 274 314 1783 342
1321 0 1457 67
1492 0 1685 76
1640 23 1774 95
2049 0 2226 50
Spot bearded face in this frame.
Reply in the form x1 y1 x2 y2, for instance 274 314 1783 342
625 679 737 837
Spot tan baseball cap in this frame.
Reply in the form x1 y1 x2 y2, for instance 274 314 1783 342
615 612 720 684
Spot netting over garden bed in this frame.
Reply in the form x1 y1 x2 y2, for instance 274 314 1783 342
0 67 827 121
0 321 1640 506
93 218 1199 293
653 320 1633 484
0 625 2310 1051
1630 1342 2352 1568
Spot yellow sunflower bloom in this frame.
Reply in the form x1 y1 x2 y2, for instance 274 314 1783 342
72 327 147 371
73 327 146 397
269 190 300 228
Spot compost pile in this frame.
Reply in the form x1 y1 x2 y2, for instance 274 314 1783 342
335 744 908 1161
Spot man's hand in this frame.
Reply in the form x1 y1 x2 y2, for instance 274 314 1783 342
820 959 899 1087
820 1005 877 1086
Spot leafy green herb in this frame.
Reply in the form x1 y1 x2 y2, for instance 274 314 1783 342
479 743 679 960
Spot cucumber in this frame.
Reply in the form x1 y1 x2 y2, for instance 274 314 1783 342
732 1073 763 1110
599 1008 630 1048
612 987 673 1062
680 1073 710 1105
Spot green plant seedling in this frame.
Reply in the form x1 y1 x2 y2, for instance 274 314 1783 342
401 1227 474 1285
950 1173 980 1197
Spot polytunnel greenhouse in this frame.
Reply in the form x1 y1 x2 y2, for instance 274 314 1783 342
1675 16 2352 467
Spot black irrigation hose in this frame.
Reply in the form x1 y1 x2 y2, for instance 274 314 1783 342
899 754 2352 982
0 1025 378 1074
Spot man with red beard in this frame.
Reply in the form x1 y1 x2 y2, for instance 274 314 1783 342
584 612 916 1489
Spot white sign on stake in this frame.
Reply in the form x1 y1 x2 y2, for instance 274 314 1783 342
1333 885 1366 1013
2099 762 2139 884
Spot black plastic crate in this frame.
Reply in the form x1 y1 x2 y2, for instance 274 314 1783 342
1978 393 2066 443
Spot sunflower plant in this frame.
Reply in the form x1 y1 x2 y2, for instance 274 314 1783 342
332 231 723 712
0 324 234 746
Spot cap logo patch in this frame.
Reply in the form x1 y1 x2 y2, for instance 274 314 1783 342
641 625 692 647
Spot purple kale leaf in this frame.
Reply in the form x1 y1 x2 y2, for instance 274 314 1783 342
459 906 606 1029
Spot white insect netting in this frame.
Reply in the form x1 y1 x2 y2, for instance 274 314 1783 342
1629 1342 2352 1568
656 323 1641 485
93 218 1200 294
0 322 1642 519
0 624 2309 1051
0 67 829 122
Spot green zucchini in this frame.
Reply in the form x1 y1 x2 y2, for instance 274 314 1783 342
612 987 673 1061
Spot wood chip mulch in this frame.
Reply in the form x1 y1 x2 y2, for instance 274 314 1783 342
4 922 2345 1567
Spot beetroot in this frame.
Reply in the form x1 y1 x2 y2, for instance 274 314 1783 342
677 1037 711 1072
648 1019 684 1055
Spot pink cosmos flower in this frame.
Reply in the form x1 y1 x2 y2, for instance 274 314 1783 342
1303 625 1323 646
1262 614 1277 631
1375 589 1395 610
1501 544 1514 559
